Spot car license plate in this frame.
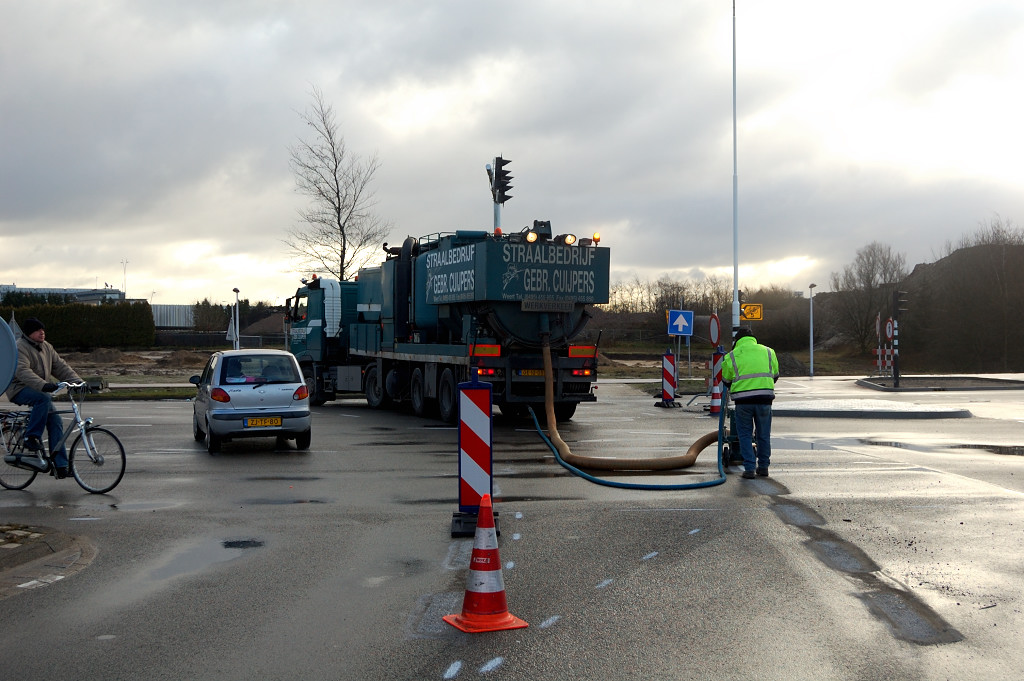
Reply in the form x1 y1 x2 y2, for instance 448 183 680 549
245 417 282 428
519 369 545 377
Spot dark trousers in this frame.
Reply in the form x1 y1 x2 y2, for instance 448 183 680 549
11 387 68 468
734 402 772 472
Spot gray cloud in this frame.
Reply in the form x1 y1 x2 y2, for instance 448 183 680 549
2 0 1022 305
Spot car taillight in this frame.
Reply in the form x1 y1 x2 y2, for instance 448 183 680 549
211 387 231 403
293 385 309 400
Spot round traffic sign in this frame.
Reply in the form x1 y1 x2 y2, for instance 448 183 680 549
885 317 894 342
709 313 721 346
1 319 16 394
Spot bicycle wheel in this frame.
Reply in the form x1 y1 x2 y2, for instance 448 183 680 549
70 427 126 494
0 460 38 490
0 418 37 490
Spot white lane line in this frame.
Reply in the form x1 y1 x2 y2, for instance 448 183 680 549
689 528 701 535
539 615 562 628
443 660 462 679
479 658 504 673
596 579 613 589
642 551 659 560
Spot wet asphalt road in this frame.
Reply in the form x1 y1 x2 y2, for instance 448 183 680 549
1 378 1023 680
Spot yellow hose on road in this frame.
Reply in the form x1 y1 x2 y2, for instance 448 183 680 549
541 337 718 472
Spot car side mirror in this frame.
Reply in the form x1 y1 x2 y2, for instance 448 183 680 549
189 375 201 386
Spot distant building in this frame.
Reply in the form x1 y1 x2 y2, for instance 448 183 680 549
151 304 195 329
1 283 125 305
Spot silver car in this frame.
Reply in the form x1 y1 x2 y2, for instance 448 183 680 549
190 350 312 453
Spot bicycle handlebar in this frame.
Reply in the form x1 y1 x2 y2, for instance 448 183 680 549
55 381 88 393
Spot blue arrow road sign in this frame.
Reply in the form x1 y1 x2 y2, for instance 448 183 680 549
668 310 694 336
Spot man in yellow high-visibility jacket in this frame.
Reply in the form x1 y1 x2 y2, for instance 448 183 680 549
721 328 780 479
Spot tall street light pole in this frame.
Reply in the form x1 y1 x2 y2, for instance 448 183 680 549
232 287 240 351
731 0 741 336
808 283 817 377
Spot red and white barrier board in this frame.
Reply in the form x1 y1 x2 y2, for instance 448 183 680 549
662 350 677 404
457 377 493 514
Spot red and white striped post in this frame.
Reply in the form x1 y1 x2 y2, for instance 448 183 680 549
660 349 677 407
710 347 724 414
451 372 495 537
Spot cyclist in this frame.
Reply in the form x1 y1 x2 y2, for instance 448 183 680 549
4 318 82 478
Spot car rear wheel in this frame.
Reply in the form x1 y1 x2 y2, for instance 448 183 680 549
205 418 222 454
294 430 311 450
192 413 205 442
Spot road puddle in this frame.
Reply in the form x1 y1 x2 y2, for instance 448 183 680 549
860 439 1024 456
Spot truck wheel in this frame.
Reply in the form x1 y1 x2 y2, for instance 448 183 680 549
498 404 527 420
438 368 457 423
410 368 431 417
554 402 577 421
365 365 390 409
303 366 327 407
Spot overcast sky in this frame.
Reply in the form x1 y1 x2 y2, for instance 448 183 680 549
2 1 1022 306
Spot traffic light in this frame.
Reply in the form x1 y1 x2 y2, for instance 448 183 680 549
893 290 909 319
493 156 513 204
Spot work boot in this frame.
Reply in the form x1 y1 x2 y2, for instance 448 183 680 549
741 470 756 479
23 435 43 452
756 468 769 477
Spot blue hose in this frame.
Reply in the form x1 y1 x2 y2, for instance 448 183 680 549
527 397 728 490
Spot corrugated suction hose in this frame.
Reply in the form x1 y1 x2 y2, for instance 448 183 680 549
533 335 727 489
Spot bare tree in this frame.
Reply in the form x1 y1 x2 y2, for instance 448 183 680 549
285 86 390 281
829 241 908 352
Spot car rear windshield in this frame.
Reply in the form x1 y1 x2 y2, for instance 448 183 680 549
220 356 300 384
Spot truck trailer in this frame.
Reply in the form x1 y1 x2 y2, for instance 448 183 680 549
285 221 611 422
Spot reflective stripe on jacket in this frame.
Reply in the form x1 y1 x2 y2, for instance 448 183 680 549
722 336 779 401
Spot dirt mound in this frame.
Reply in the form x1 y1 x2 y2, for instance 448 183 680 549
65 349 150 365
156 350 210 368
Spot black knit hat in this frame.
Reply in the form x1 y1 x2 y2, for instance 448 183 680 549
733 327 754 340
22 318 45 336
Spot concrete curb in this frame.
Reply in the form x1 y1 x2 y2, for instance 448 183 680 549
0 524 76 571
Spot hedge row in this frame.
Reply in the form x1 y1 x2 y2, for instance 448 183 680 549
7 302 155 349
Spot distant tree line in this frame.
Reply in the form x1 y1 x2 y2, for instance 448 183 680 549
5 302 154 348
596 215 1024 373
191 299 278 333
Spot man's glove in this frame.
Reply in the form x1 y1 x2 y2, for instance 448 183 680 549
42 382 59 393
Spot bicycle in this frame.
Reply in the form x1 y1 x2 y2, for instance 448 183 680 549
1 381 126 494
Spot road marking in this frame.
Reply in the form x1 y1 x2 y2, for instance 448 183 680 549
539 615 562 628
642 551 658 560
689 528 701 535
479 658 504 673
443 661 462 679
596 579 613 589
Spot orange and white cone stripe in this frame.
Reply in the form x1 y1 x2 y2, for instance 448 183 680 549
444 495 528 633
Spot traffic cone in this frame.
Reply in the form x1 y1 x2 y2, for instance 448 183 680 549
443 494 528 633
